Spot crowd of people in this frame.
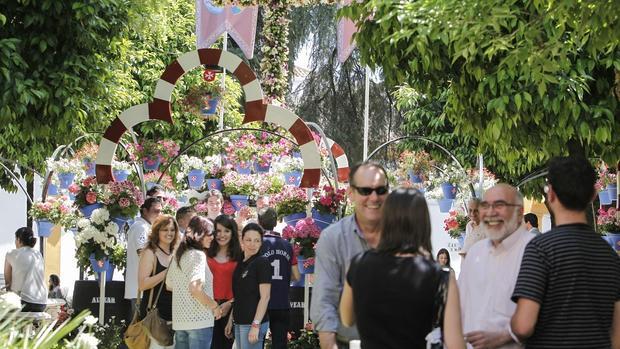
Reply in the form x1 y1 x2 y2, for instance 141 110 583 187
3 156 619 349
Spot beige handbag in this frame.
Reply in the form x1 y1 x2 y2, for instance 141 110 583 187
141 260 174 346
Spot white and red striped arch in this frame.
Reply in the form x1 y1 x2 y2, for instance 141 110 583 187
96 48 321 187
323 137 350 182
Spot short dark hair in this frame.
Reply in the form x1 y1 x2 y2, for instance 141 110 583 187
348 161 389 187
257 207 278 230
547 156 596 211
242 222 264 239
146 185 164 197
15 227 37 247
176 206 196 221
524 213 538 228
377 188 432 255
141 197 162 212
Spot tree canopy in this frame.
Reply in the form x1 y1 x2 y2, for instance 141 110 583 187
343 0 620 181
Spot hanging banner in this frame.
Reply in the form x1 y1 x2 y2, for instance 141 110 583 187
196 0 259 59
337 0 357 63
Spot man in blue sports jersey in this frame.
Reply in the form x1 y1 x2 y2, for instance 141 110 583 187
259 207 301 349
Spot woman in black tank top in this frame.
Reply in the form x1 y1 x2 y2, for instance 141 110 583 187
138 215 179 322
339 188 466 349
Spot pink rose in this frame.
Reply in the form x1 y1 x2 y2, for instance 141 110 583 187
86 191 97 204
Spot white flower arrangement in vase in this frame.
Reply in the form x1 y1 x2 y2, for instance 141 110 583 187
74 207 126 273
179 155 207 175
46 158 84 174
425 186 444 201
112 160 133 171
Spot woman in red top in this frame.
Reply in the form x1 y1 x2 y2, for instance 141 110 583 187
207 214 243 349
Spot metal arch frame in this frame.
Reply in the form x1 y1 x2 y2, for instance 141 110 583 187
366 135 476 198
0 158 36 204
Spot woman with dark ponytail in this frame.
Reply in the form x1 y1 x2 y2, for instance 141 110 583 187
4 227 47 311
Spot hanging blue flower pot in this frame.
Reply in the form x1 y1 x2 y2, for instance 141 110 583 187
58 172 76 189
599 189 612 205
206 178 224 191
113 169 130 182
143 156 161 172
111 216 133 233
89 254 115 281
441 182 457 199
297 256 315 274
408 170 424 183
79 203 103 218
36 220 54 237
229 194 250 212
187 169 206 189
604 233 620 252
457 232 466 248
47 183 58 196
83 159 96 176
253 161 271 174
283 171 302 187
201 97 220 115
282 212 307 227
311 208 336 230
607 184 617 202
438 198 453 213
235 161 252 175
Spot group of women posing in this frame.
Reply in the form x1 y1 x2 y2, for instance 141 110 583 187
138 214 271 349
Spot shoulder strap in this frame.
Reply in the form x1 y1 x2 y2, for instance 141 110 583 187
148 254 170 310
146 252 158 309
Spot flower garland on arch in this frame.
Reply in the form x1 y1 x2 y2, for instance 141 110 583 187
260 2 291 104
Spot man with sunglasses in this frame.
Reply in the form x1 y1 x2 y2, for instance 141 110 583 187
511 157 620 348
311 161 389 349
458 183 533 348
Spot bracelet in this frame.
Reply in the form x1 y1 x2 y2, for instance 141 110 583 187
251 323 259 329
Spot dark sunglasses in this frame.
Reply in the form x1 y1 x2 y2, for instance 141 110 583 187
351 185 389 196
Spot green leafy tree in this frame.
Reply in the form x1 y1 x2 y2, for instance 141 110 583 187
343 0 620 180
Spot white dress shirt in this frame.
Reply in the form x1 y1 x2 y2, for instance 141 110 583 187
458 225 533 349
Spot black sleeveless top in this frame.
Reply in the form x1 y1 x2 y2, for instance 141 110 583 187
346 250 444 349
140 256 173 321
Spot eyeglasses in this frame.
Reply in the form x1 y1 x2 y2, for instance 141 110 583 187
479 200 522 210
351 185 389 196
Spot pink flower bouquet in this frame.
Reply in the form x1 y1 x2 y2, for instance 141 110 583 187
29 195 77 227
103 181 144 218
282 217 321 265
443 209 468 239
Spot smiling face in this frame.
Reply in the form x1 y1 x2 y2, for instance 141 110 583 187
158 221 176 247
467 200 480 225
242 230 262 258
207 196 222 217
348 165 389 226
215 222 232 248
479 185 523 243
201 230 214 249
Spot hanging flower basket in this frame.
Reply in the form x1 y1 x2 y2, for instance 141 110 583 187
143 155 161 172
111 216 133 234
58 172 76 189
607 184 617 202
188 169 206 189
599 189 612 205
311 208 336 230
80 203 104 219
235 161 252 175
229 194 250 212
206 178 224 191
254 161 271 174
441 182 457 199
83 159 96 177
408 170 424 183
297 256 315 274
438 198 453 213
47 183 59 196
282 212 307 226
113 169 130 182
36 219 54 237
89 254 115 282
283 171 302 187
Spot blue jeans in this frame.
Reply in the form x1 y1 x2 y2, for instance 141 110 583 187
174 327 213 349
234 322 269 349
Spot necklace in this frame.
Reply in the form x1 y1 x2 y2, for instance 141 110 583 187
157 244 171 256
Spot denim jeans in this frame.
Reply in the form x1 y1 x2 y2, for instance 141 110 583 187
234 322 269 349
174 327 213 349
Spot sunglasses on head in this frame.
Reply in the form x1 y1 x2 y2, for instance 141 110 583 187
351 185 389 196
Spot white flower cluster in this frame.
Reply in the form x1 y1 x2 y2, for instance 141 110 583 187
179 155 207 175
74 208 118 250
425 186 444 200
72 333 100 349
272 155 304 173
46 158 85 175
112 160 133 171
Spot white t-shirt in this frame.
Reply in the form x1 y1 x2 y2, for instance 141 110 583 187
460 221 485 255
124 217 150 299
166 249 215 331
6 247 47 304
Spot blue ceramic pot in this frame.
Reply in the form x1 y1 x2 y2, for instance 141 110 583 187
408 170 424 183
113 169 130 182
230 194 250 212
206 178 224 191
58 172 76 189
604 233 620 252
79 203 103 219
441 182 457 199
235 162 252 175
311 208 336 230
283 171 302 187
188 169 206 189
254 161 271 174
83 159 96 177
89 254 115 282
438 198 453 213
599 189 612 205
47 183 58 196
282 212 307 227
297 256 315 274
143 156 161 172
37 220 54 237
607 184 617 202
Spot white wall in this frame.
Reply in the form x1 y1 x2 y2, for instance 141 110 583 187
428 199 462 276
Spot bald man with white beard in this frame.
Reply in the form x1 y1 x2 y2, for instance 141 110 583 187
458 184 533 349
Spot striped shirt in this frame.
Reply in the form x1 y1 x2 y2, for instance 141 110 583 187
511 223 620 348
